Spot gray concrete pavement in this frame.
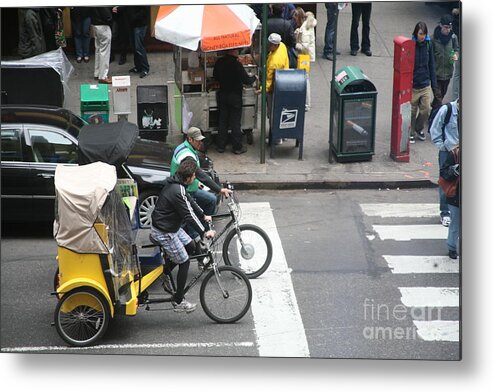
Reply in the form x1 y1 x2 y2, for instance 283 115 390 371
62 2 453 189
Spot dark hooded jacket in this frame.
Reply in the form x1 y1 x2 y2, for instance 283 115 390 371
151 177 209 235
412 35 437 90
431 25 459 81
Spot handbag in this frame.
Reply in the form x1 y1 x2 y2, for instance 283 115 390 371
438 148 459 198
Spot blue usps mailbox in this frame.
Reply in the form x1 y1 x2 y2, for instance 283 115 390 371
271 69 306 159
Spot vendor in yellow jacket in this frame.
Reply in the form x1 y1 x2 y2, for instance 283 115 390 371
259 33 289 145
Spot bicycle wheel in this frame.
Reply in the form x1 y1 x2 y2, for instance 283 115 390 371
54 287 110 347
200 266 252 323
222 224 273 279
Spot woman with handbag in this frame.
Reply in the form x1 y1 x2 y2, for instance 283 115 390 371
439 145 460 259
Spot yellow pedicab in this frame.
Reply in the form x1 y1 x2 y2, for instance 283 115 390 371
53 122 252 347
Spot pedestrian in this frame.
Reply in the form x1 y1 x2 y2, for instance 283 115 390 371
213 48 257 154
170 127 233 218
70 7 91 63
261 33 289 145
323 3 344 60
17 8 46 59
431 14 459 105
430 99 459 227
439 145 460 259
128 6 150 78
451 7 460 101
295 10 317 111
410 21 438 143
89 7 113 84
350 2 372 56
267 3 296 68
39 8 58 51
111 6 131 65
150 158 216 313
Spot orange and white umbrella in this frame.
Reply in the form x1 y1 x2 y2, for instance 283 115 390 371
154 4 260 52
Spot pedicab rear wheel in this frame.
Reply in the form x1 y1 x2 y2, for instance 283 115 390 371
55 287 110 347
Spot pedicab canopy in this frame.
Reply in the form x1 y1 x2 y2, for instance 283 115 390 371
78 121 138 166
54 162 117 254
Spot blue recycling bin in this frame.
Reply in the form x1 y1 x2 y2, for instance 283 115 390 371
270 69 307 160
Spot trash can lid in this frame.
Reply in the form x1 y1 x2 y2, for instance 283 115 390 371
334 65 376 94
80 84 109 102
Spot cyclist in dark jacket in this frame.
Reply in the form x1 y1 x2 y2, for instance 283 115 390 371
150 158 215 313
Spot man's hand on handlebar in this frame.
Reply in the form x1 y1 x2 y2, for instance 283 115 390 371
204 230 216 239
220 188 233 198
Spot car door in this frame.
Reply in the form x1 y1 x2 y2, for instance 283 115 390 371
26 126 78 222
1 125 33 223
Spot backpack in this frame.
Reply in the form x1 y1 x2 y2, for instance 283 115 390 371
428 102 452 140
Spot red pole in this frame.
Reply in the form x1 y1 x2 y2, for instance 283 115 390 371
390 36 415 162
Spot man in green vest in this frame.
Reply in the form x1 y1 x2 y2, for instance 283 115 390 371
170 127 232 221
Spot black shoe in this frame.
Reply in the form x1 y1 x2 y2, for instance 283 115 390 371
118 54 127 65
129 67 139 73
448 250 458 260
416 130 426 141
362 50 372 56
233 146 247 155
216 147 225 153
325 55 333 61
350 50 357 56
139 71 149 78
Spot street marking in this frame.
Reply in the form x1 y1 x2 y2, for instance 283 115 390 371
241 202 310 357
373 225 447 240
383 255 459 274
413 320 460 342
1 341 255 353
361 203 439 218
399 287 459 307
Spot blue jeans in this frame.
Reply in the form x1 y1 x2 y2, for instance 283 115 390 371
439 150 451 217
133 25 149 73
323 3 338 56
448 204 460 253
72 16 91 58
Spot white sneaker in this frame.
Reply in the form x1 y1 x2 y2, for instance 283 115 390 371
441 215 451 227
172 299 196 313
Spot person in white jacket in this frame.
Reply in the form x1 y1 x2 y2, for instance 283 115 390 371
295 11 317 111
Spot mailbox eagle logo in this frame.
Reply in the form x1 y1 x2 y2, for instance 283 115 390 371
279 108 298 129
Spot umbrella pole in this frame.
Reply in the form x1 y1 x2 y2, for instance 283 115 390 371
260 3 268 164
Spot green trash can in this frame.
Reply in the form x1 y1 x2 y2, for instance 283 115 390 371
330 65 377 162
80 84 110 124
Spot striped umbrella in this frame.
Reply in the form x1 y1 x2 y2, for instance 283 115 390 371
154 4 260 52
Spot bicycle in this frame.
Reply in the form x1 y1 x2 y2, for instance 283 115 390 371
210 183 273 279
141 233 252 324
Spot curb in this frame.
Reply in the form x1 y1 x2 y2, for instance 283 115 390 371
232 179 437 191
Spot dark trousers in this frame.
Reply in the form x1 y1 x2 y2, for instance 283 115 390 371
217 90 243 151
350 3 372 52
115 10 131 56
323 3 338 56
133 25 149 72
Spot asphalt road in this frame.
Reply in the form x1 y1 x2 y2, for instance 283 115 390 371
1 188 460 360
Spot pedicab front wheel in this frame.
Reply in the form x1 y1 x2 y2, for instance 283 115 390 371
200 266 252 324
55 287 110 347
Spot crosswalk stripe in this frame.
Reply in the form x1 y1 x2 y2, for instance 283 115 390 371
399 287 459 307
240 202 310 357
373 224 447 240
361 203 439 218
383 255 459 274
413 320 460 342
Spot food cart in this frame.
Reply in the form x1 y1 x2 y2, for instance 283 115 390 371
172 29 261 144
154 4 261 145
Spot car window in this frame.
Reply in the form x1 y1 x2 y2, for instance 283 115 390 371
29 129 78 164
1 128 23 162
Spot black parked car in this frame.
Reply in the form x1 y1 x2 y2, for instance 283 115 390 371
1 105 172 227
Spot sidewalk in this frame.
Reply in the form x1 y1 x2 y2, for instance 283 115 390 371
62 2 452 190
